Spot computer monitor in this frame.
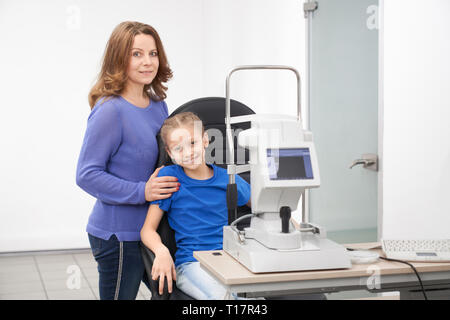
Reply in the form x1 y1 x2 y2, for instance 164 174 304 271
267 148 314 180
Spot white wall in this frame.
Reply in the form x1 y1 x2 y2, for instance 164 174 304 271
0 0 305 252
381 0 450 239
0 0 204 252
201 0 305 120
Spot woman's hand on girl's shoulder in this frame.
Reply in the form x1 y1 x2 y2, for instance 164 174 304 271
145 166 180 202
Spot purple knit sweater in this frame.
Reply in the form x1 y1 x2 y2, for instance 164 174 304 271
76 96 168 241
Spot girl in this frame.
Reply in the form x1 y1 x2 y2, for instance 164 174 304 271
140 112 251 299
76 21 179 300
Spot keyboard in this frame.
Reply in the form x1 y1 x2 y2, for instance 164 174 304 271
381 239 450 262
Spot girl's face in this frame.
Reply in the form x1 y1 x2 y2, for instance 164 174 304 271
126 34 159 87
166 124 209 171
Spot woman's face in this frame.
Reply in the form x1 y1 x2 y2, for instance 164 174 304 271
127 34 159 87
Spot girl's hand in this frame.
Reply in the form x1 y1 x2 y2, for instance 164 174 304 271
152 247 177 295
145 166 180 202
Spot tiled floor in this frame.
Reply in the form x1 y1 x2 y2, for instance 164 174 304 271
0 249 151 300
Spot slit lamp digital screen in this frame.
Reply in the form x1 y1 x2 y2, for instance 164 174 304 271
267 148 314 180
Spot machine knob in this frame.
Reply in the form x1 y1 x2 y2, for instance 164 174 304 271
280 206 291 233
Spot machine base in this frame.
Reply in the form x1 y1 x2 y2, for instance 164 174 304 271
223 226 352 273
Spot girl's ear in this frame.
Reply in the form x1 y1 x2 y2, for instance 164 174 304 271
165 147 173 159
203 131 209 148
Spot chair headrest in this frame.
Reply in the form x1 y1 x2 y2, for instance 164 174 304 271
172 97 255 123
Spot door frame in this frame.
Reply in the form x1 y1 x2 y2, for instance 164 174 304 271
303 0 383 241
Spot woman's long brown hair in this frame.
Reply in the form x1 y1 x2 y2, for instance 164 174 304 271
88 21 173 109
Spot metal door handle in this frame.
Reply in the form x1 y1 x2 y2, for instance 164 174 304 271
349 159 374 168
349 154 378 171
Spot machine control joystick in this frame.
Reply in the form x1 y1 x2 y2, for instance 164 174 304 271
280 206 291 233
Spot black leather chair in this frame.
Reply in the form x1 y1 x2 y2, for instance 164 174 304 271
140 97 254 300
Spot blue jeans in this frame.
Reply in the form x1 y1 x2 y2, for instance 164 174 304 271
176 261 228 300
88 233 150 300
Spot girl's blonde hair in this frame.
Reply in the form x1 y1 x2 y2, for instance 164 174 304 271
88 21 173 109
160 112 204 146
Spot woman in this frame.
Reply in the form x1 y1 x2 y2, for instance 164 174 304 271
76 21 179 300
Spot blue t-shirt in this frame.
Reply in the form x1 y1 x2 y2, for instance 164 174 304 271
76 96 168 241
151 164 250 267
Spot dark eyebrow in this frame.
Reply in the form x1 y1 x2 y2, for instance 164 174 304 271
131 48 157 51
